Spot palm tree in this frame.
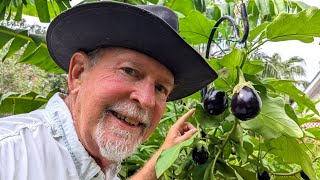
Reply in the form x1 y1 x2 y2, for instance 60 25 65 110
253 52 308 88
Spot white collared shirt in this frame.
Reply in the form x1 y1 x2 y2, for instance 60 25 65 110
0 93 120 180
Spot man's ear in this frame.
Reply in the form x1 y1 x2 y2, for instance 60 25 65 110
68 51 89 94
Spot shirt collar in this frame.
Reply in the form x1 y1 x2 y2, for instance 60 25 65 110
45 93 105 180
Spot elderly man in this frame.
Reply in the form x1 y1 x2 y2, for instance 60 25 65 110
0 1 217 180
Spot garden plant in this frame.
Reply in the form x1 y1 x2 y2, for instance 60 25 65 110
1 0 320 179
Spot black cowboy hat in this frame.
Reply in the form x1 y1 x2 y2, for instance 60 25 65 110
46 1 217 101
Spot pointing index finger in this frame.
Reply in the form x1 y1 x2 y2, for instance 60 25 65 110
174 108 196 126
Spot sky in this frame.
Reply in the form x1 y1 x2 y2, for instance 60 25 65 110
23 0 320 82
260 1 320 82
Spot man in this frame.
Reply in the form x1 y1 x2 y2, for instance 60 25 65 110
0 1 217 180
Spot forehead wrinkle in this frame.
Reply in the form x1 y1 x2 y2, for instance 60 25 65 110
100 47 174 86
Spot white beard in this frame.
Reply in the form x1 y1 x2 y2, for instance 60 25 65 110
94 101 150 162
95 117 143 162
104 163 121 180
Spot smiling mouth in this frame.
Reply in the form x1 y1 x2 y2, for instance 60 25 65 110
111 110 141 126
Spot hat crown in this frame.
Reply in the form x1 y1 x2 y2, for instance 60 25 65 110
137 5 179 32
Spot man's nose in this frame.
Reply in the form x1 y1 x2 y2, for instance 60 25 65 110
130 82 156 109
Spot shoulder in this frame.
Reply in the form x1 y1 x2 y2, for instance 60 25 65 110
0 110 49 141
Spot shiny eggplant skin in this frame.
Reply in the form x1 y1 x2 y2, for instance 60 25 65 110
300 171 310 180
258 171 270 180
192 146 209 164
231 86 262 121
204 89 228 115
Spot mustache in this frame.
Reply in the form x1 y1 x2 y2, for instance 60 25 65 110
106 101 152 128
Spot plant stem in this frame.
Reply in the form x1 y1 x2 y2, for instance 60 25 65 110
313 156 320 162
221 77 233 89
211 119 238 177
248 39 268 54
272 169 301 176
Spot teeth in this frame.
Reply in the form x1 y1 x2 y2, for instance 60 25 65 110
112 111 139 126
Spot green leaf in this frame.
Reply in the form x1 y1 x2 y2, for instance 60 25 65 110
266 8 320 43
264 79 319 116
155 134 196 178
29 34 46 45
231 165 256 179
234 143 247 163
205 4 221 20
247 0 260 28
284 103 298 123
248 22 269 42
194 104 222 129
255 0 271 17
241 95 303 139
2 30 28 61
191 161 210 180
216 160 236 178
216 2 234 16
0 92 49 115
268 136 316 180
19 43 64 73
218 49 245 85
272 0 286 15
230 122 243 145
165 0 194 16
34 0 50 22
179 10 215 45
14 3 23 21
242 60 265 75
0 26 15 49
306 128 320 141
294 1 311 10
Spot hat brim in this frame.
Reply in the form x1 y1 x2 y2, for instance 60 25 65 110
46 1 217 101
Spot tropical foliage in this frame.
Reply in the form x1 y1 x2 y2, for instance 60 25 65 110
1 0 320 179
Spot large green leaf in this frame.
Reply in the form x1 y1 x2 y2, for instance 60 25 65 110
306 128 320 141
255 0 271 17
179 10 215 45
272 0 286 15
5 0 71 22
194 104 223 129
19 43 64 73
209 49 245 91
266 8 320 43
267 136 316 180
165 0 194 16
0 92 48 115
1 30 28 61
217 49 245 85
248 22 269 42
247 0 260 28
263 79 319 116
231 165 256 180
216 2 234 17
293 1 310 10
241 95 303 139
205 4 221 21
242 60 265 75
155 134 196 178
34 0 50 22
0 26 64 73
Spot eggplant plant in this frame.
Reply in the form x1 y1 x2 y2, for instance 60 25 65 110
1 0 320 179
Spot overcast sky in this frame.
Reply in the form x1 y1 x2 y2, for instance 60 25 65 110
261 1 320 82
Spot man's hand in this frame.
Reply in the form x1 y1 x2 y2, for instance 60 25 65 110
161 108 198 150
130 108 198 180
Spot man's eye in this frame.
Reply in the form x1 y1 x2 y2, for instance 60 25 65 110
122 67 135 76
155 84 166 94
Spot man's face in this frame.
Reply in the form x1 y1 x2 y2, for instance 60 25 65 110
69 47 174 163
